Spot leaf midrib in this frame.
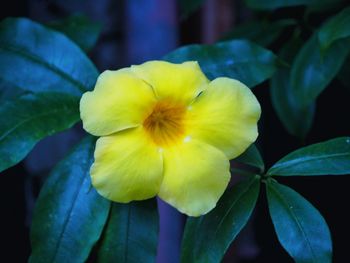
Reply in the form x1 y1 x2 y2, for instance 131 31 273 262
0 44 87 93
269 184 317 263
269 151 350 174
51 140 95 263
0 106 77 144
213 177 258 238
194 177 258 261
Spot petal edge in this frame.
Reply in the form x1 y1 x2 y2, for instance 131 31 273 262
91 127 163 202
158 139 231 217
185 77 261 160
80 69 156 136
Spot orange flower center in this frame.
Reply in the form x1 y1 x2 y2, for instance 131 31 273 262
143 100 186 146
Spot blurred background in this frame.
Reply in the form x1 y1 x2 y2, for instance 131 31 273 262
0 0 349 262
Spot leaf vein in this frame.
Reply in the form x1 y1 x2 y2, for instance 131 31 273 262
51 141 95 263
271 152 350 173
0 106 76 144
0 44 86 92
270 185 317 263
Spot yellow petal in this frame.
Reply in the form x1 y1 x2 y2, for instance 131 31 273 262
80 69 156 136
158 139 231 217
91 127 163 202
185 77 261 160
131 61 209 104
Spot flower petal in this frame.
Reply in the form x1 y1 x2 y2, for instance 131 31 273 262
158 139 231 217
91 127 163 202
80 69 156 136
131 61 209 104
185 77 261 160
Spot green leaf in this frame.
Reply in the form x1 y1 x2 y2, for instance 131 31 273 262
97 200 159 263
234 144 265 172
290 33 350 107
270 37 315 138
318 6 350 50
271 68 315 138
306 0 344 13
244 0 337 10
0 92 79 173
164 40 277 88
181 175 260 263
47 14 102 52
266 180 332 263
0 78 26 103
179 0 205 18
244 0 312 10
0 17 98 96
30 137 110 263
337 56 350 89
222 19 296 47
267 137 350 176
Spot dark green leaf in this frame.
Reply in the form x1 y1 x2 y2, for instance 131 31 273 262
270 37 315 138
30 137 110 263
164 40 277 88
181 175 260 263
244 0 313 10
266 180 332 263
222 19 296 47
271 69 315 138
0 92 79 172
244 0 338 10
318 6 350 50
337 56 350 89
179 0 205 18
0 18 98 96
97 200 159 263
234 144 265 172
290 34 350 107
0 78 26 103
267 137 350 176
47 14 102 52
306 0 344 13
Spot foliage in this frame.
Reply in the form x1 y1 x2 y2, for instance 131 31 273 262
47 14 102 52
0 0 349 261
164 40 277 88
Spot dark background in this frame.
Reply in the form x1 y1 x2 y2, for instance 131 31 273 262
1 0 349 262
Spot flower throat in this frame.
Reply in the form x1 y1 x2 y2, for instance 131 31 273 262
143 100 186 146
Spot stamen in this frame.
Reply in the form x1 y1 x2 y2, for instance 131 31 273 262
143 100 186 146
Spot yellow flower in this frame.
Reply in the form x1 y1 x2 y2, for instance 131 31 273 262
80 61 261 217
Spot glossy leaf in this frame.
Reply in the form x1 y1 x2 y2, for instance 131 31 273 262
271 68 315 138
0 17 98 96
318 6 350 50
290 34 350 107
48 14 102 52
179 0 205 18
30 137 111 263
181 175 260 263
97 200 159 263
270 38 315 138
0 92 79 173
234 144 265 172
0 78 26 103
268 137 350 176
222 19 296 47
266 180 332 263
164 40 277 88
